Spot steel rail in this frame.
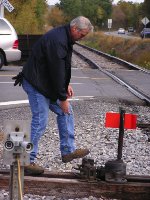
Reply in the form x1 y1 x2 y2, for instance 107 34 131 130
1 169 150 182
0 170 150 199
137 123 150 128
76 42 150 74
73 48 150 106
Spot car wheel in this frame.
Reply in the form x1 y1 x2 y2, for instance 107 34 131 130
0 52 4 70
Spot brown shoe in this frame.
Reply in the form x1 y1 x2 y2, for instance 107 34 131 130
62 148 90 163
24 163 44 175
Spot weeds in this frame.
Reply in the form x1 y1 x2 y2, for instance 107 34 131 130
82 32 150 70
144 61 150 69
109 48 117 57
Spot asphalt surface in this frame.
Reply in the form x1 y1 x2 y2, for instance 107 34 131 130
105 31 140 39
0 65 144 108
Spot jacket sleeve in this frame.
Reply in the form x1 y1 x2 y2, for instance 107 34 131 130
46 40 68 101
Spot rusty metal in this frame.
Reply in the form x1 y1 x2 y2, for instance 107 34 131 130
105 159 127 183
75 158 97 181
0 170 150 200
137 123 150 142
137 123 150 128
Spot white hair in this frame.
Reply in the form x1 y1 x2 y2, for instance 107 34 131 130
70 16 93 32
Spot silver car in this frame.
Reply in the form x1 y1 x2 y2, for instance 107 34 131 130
118 28 125 34
0 18 21 69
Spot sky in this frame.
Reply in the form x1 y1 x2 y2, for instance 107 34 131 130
113 0 144 3
47 0 144 6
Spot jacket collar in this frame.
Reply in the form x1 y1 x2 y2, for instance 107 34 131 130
64 24 75 45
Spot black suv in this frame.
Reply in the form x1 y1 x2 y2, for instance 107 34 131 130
140 28 150 39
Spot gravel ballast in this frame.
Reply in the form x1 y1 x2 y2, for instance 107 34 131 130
0 98 150 199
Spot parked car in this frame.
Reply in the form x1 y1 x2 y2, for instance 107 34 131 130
118 28 125 34
128 27 134 32
0 18 21 69
140 28 150 39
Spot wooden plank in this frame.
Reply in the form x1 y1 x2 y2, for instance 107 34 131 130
0 174 150 199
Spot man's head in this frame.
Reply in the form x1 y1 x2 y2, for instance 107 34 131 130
70 16 93 41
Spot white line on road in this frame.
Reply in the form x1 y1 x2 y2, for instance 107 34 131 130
0 82 14 84
0 96 94 106
71 83 83 84
0 100 29 106
72 76 108 80
0 82 83 84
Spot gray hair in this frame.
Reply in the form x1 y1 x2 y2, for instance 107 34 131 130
70 16 93 32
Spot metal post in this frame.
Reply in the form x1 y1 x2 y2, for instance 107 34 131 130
0 3 4 17
9 158 24 200
117 107 125 160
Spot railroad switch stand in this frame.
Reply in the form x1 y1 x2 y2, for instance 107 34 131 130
3 120 33 200
77 107 137 183
105 108 127 183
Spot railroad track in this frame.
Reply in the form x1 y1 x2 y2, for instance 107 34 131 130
0 169 150 199
0 43 150 199
73 43 150 106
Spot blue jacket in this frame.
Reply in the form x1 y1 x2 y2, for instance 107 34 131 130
22 24 74 101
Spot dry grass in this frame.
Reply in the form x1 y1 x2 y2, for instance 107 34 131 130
81 32 150 70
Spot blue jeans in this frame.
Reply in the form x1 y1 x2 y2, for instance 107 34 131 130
22 79 76 163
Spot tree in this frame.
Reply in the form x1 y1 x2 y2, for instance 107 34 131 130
112 5 126 29
46 7 66 27
5 0 47 34
141 0 150 22
57 0 112 28
112 1 141 30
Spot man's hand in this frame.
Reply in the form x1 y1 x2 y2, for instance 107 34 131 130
59 99 70 114
67 85 74 98
59 85 74 113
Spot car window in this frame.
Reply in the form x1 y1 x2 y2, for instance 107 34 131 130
0 19 12 35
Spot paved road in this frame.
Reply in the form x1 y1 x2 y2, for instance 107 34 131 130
105 31 140 39
0 65 143 107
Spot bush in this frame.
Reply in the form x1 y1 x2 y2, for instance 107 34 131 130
81 32 150 70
